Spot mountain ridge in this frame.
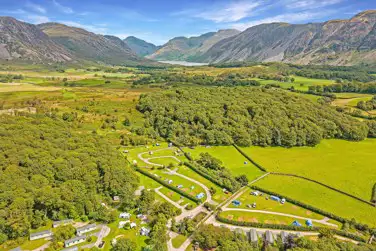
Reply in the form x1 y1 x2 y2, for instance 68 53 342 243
147 29 240 61
200 10 376 65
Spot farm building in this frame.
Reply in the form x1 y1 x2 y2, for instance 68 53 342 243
196 193 205 199
76 224 97 236
265 231 275 245
61 247 79 251
53 219 73 228
140 227 151 236
247 229 259 243
65 235 86 247
30 230 53 241
119 212 131 219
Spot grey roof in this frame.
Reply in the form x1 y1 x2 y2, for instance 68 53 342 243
61 247 78 251
281 231 288 243
30 230 52 237
10 247 22 251
265 231 275 243
76 223 96 232
65 235 86 245
248 229 258 242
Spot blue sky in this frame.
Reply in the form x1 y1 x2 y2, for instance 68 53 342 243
1 0 375 45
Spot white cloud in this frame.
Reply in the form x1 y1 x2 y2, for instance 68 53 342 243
232 10 334 30
284 0 343 10
59 21 107 34
26 2 46 14
174 1 262 23
2 9 27 15
52 0 73 14
26 15 50 24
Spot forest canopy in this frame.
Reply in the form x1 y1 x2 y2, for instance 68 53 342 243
136 87 369 147
0 115 138 241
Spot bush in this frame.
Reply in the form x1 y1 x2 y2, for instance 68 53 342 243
185 204 194 210
372 183 376 203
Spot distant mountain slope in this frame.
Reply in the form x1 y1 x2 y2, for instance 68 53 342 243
0 17 72 62
201 10 376 65
124 36 159 57
147 29 240 61
38 23 142 65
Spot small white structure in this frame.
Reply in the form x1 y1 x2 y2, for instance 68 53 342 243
177 185 183 189
251 191 260 196
168 180 173 184
123 150 129 153
118 220 130 229
281 198 286 204
119 212 131 219
76 224 97 236
132 160 137 165
130 222 137 229
65 235 86 247
113 196 120 202
244 161 248 164
30 230 52 241
140 227 151 236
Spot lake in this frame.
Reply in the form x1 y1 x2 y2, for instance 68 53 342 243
158 61 209 66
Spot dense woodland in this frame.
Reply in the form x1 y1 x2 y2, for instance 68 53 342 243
133 72 261 87
136 87 369 147
0 115 139 243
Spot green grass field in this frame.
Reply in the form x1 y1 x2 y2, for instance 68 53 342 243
184 146 264 182
102 211 150 251
240 139 376 201
229 188 334 221
255 175 376 226
219 210 334 228
171 234 188 248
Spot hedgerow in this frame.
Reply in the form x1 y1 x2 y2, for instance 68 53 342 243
184 162 236 192
232 144 267 172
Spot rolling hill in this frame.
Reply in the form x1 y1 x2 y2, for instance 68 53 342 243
200 10 376 65
38 23 144 65
147 29 240 61
124 36 160 57
0 17 72 62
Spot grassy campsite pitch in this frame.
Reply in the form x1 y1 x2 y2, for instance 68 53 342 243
240 139 376 201
184 146 264 181
254 175 376 227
